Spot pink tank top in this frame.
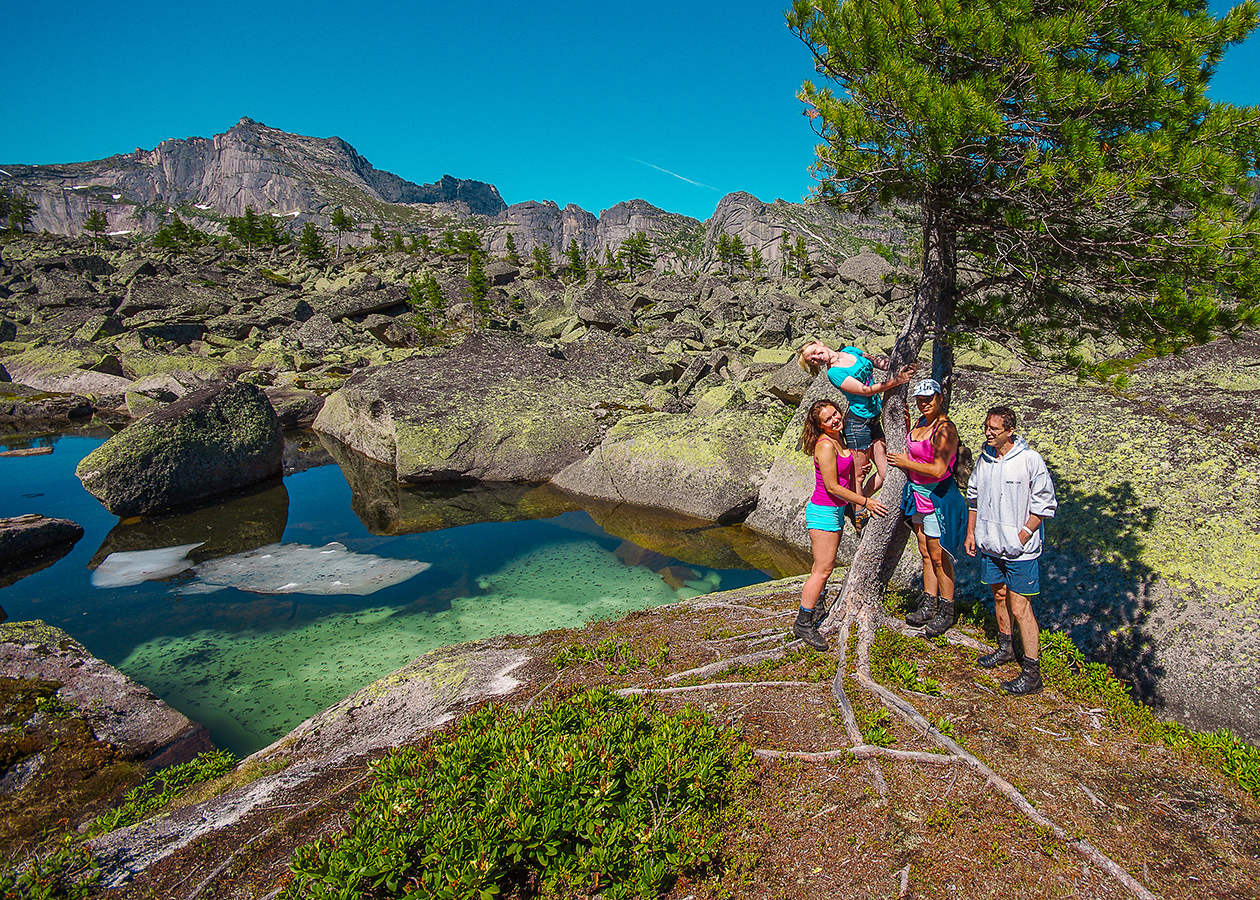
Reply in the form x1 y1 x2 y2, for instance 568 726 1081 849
906 419 957 513
811 444 855 507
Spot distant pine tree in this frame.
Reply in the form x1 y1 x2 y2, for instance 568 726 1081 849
6 191 36 233
330 208 354 258
299 222 327 262
531 245 554 278
504 232 522 266
620 231 652 278
84 210 109 247
565 239 586 284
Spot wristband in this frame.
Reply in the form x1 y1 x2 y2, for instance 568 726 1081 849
1018 526 1031 536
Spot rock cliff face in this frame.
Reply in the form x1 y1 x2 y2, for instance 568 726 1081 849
3 119 906 276
2 117 506 237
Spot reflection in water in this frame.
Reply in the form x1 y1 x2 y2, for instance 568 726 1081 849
91 542 203 587
321 433 579 535
1 433 807 756
180 542 430 596
88 479 290 568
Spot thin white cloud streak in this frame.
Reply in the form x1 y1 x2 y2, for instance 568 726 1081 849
621 155 720 191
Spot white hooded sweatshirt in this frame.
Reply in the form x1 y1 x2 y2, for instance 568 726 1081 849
966 435 1057 561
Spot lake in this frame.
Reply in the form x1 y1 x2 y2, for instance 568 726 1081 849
0 431 807 755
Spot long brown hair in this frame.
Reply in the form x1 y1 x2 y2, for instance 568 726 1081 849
801 399 847 454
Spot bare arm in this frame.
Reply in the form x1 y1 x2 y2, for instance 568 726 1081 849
889 419 958 479
835 363 917 397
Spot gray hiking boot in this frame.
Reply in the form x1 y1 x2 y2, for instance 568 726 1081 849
905 591 938 626
977 634 1016 668
921 598 956 638
1001 657 1043 695
793 609 829 651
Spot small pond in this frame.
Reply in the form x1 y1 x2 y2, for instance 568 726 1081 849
0 431 808 755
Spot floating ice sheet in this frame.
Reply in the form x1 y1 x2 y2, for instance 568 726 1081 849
181 542 430 596
90 542 204 588
92 541 429 596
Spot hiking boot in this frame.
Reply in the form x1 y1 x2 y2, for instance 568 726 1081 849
921 598 956 638
905 591 938 626
1001 657 1043 695
793 609 829 651
811 600 829 629
977 634 1016 668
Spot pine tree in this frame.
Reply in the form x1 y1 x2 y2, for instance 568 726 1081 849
391 231 406 253
371 224 386 246
6 191 35 233
84 210 109 247
330 208 354 258
787 0 1260 637
504 232 522 266
794 235 809 279
424 272 446 319
778 232 793 277
716 233 733 274
466 249 490 327
298 222 327 262
565 239 587 284
749 246 765 278
531 245 554 278
620 232 653 278
730 235 748 276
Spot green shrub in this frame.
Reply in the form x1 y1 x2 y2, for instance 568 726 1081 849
1040 630 1260 799
88 749 237 836
0 835 99 900
283 688 753 900
871 629 939 695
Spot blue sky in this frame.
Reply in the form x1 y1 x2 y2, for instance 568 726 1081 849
3 0 1256 223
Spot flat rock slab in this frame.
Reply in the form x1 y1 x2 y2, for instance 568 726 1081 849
0 621 211 765
0 514 84 566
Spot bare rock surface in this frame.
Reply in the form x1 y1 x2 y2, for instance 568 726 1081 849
314 330 655 482
0 621 212 764
0 514 84 566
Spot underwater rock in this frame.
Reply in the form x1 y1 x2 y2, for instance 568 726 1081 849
321 432 578 535
76 381 283 516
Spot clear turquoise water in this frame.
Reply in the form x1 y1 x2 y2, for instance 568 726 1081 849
0 434 797 755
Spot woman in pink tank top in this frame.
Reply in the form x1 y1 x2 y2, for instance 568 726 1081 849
889 379 960 635
794 399 889 650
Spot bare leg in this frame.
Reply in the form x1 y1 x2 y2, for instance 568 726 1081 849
1006 590 1040 659
912 523 938 596
868 438 889 495
992 583 1012 634
801 528 842 611
927 538 954 601
851 446 873 498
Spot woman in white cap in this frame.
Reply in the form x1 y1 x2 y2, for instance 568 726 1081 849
888 378 966 636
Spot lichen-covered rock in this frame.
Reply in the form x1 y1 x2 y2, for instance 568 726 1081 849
0 514 84 566
76 381 283 516
0 621 212 764
0 382 95 424
313 330 654 482
551 407 787 522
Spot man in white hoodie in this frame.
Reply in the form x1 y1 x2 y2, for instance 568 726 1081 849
964 405 1058 695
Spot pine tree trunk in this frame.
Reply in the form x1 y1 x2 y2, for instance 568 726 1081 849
834 196 957 627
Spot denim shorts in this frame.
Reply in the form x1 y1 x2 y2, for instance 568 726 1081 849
979 554 1041 596
805 502 845 533
842 410 884 451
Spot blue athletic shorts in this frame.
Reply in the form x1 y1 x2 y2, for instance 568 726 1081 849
979 554 1041 596
842 410 884 451
805 502 845 533
910 510 942 539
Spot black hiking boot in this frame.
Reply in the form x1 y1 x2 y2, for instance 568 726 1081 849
1001 657 1043 695
905 591 938 626
793 608 829 651
811 599 829 629
921 598 956 638
977 634 1016 668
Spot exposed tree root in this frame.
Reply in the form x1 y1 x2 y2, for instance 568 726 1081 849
891 621 991 654
664 644 797 682
753 745 960 766
618 681 816 697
